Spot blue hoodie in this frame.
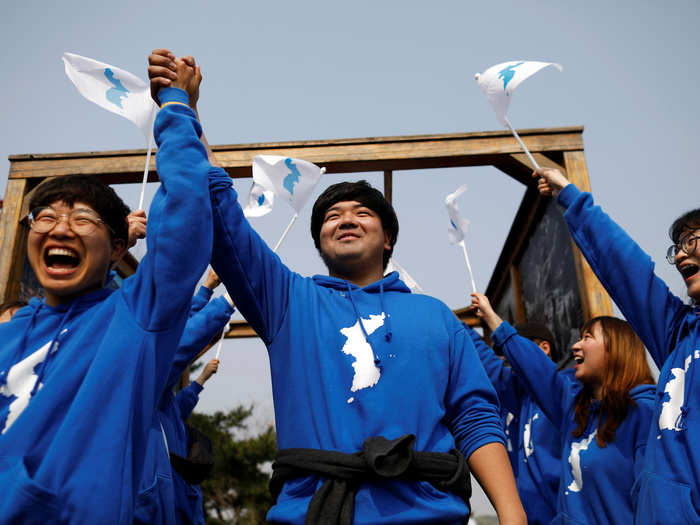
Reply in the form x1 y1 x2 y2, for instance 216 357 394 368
493 320 655 524
206 170 506 524
135 285 234 525
468 326 577 524
558 183 700 524
0 87 212 525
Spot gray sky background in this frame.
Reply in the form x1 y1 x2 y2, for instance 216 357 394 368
3 1 699 516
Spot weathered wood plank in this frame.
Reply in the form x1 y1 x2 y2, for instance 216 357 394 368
8 127 584 183
0 179 29 303
563 151 613 319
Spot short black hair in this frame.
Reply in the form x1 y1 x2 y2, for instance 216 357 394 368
669 208 700 245
28 175 130 244
515 321 558 362
310 180 399 270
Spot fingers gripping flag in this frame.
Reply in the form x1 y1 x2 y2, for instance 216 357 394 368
62 52 157 140
475 61 562 125
243 155 324 217
445 184 470 244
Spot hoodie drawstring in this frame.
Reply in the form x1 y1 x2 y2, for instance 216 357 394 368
347 282 371 342
379 281 392 341
30 301 77 397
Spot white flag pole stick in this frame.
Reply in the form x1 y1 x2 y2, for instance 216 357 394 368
273 213 299 253
137 111 157 210
214 324 228 360
459 240 477 294
504 117 540 170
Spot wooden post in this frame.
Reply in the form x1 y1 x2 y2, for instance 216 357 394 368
563 151 613 319
383 170 392 203
510 266 527 324
0 179 29 303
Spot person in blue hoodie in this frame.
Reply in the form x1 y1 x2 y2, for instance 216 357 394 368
468 321 577 524
471 292 656 524
534 167 700 524
148 49 527 525
135 267 234 525
0 55 212 524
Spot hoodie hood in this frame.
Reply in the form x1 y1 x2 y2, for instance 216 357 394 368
312 271 411 294
629 383 657 403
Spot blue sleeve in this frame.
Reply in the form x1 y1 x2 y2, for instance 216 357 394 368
189 286 213 316
446 325 507 459
208 170 294 345
167 296 234 389
493 321 575 429
558 184 688 368
119 88 212 336
466 325 522 415
175 382 203 420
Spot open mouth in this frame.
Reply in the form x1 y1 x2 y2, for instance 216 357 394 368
680 264 699 281
574 355 584 365
44 247 80 271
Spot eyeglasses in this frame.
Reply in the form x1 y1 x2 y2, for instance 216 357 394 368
28 207 112 236
667 234 699 264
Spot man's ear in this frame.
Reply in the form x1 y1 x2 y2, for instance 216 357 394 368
110 239 128 263
383 232 391 251
538 340 551 357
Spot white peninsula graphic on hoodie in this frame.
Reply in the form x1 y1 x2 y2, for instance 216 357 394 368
524 412 540 459
659 350 700 432
567 429 597 493
340 313 386 402
0 340 52 433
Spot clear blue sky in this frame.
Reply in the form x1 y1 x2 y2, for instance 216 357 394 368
3 0 699 515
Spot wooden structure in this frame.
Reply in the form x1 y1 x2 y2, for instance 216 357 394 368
0 126 612 349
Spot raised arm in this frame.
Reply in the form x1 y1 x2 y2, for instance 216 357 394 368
121 58 212 336
149 50 294 345
167 294 234 390
535 167 687 367
472 292 572 428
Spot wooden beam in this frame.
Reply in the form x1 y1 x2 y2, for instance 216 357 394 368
0 179 28 303
510 266 527 324
8 127 584 183
383 170 393 203
494 152 567 186
562 151 613 319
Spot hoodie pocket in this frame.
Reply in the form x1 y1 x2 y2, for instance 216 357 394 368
0 456 61 524
633 471 700 524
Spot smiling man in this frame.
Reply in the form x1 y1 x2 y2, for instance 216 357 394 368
0 56 212 524
149 49 525 525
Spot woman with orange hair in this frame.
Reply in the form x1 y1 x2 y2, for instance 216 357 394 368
471 293 655 524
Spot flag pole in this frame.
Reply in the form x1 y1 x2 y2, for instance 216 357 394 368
214 323 228 360
459 240 477 294
504 117 540 170
137 110 157 210
273 213 299 253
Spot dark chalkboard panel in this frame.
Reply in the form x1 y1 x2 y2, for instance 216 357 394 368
498 199 583 367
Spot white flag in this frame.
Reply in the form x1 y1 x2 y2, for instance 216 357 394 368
250 155 324 214
386 259 424 294
62 52 157 139
242 182 275 218
445 184 470 245
475 61 562 125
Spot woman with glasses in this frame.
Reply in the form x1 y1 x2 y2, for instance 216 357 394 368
534 167 700 525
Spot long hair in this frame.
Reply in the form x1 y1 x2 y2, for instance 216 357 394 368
572 316 654 447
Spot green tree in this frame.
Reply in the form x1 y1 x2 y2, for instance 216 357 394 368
189 406 277 524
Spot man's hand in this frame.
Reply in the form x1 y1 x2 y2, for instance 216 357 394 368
470 292 503 333
532 167 570 198
148 48 177 104
203 268 221 291
196 358 219 386
127 210 147 248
